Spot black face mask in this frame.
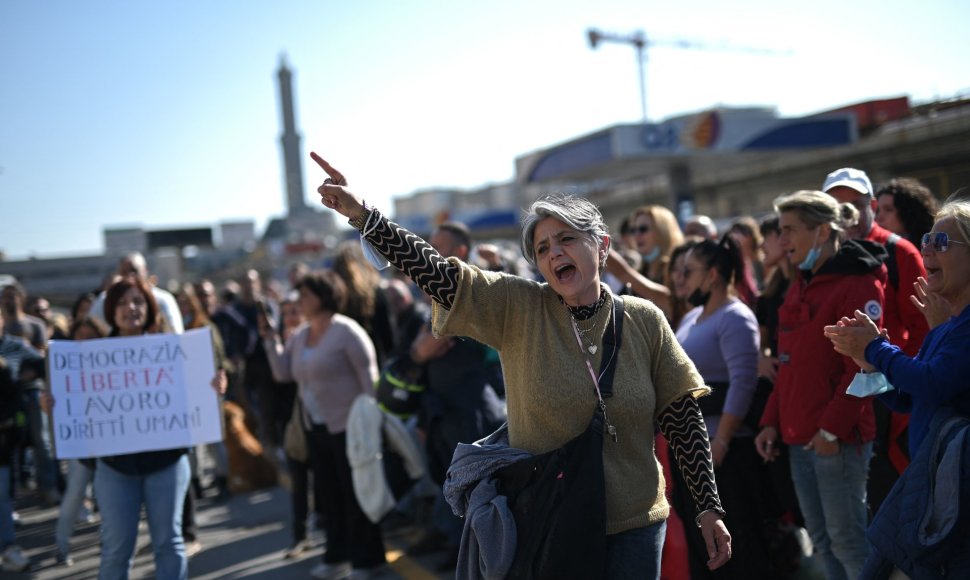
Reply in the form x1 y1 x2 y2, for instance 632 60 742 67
687 287 711 307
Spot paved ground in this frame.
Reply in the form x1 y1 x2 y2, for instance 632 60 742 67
5 483 451 579
4 480 828 579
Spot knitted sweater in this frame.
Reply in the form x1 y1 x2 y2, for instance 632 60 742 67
432 259 709 534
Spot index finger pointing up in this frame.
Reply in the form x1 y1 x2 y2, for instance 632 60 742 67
309 152 347 185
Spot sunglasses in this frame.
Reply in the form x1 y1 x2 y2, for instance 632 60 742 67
921 232 969 253
631 225 650 235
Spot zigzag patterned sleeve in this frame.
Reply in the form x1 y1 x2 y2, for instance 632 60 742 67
356 208 459 308
657 394 725 524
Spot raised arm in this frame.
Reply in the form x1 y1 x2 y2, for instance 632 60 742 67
311 152 460 308
605 249 672 317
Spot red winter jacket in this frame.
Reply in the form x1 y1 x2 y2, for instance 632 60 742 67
866 223 928 357
760 240 886 445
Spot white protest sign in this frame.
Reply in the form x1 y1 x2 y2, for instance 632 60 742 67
48 327 223 459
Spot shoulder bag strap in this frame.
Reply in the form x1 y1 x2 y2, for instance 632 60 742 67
598 296 625 398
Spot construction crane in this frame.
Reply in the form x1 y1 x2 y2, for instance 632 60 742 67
586 28 787 123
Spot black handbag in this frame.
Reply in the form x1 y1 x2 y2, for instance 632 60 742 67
495 296 625 580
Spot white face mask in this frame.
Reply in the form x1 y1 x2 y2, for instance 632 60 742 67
360 235 390 271
845 371 894 398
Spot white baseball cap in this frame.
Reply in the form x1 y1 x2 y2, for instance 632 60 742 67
823 167 873 197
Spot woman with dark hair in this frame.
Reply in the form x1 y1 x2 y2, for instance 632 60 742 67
667 241 699 330
261 270 385 579
756 216 792 385
875 178 939 247
673 235 772 578
93 277 227 580
309 153 731 578
728 216 764 303
753 216 804 550
275 294 323 560
70 292 97 325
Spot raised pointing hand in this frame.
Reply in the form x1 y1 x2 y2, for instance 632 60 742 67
309 152 365 221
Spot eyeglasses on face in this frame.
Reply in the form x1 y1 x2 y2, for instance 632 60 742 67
921 232 969 252
631 225 650 235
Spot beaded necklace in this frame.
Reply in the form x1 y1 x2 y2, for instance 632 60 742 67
562 287 609 355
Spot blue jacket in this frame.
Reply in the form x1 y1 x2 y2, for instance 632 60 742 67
444 424 531 580
862 406 970 578
867 304 970 455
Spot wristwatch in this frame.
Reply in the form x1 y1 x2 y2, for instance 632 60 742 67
349 202 373 231
818 429 838 443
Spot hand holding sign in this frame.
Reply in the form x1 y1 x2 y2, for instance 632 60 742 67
48 328 223 459
212 369 227 396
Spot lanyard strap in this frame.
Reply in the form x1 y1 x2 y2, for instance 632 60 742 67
569 295 624 441
571 321 607 401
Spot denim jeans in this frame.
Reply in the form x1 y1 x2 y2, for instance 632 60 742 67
788 442 872 580
0 465 15 549
95 455 190 580
606 520 666 579
23 388 58 493
56 459 94 556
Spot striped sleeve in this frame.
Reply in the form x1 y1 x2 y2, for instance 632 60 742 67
357 208 459 309
657 394 725 523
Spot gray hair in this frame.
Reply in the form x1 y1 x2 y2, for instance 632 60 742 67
936 198 970 245
774 190 859 242
520 194 610 268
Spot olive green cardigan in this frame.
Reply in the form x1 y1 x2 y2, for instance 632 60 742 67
433 260 709 534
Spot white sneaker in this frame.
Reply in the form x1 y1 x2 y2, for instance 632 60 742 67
184 541 203 558
310 561 351 580
1 545 30 572
76 504 96 524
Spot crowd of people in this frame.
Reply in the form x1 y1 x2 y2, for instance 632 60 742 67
0 159 967 579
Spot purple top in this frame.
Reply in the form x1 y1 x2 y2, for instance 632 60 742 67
675 299 760 438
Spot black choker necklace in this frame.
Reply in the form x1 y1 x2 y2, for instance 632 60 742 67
562 288 608 321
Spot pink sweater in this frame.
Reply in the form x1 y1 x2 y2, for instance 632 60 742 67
265 313 378 433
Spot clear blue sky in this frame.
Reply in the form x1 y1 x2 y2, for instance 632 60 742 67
2 0 967 259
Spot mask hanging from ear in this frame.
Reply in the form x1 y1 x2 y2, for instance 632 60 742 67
360 236 390 271
846 371 894 397
798 228 823 271
642 246 661 263
687 286 712 307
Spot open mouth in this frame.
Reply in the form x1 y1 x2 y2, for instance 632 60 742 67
554 263 577 282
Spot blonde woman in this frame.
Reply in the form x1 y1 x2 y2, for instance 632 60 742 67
631 205 685 287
